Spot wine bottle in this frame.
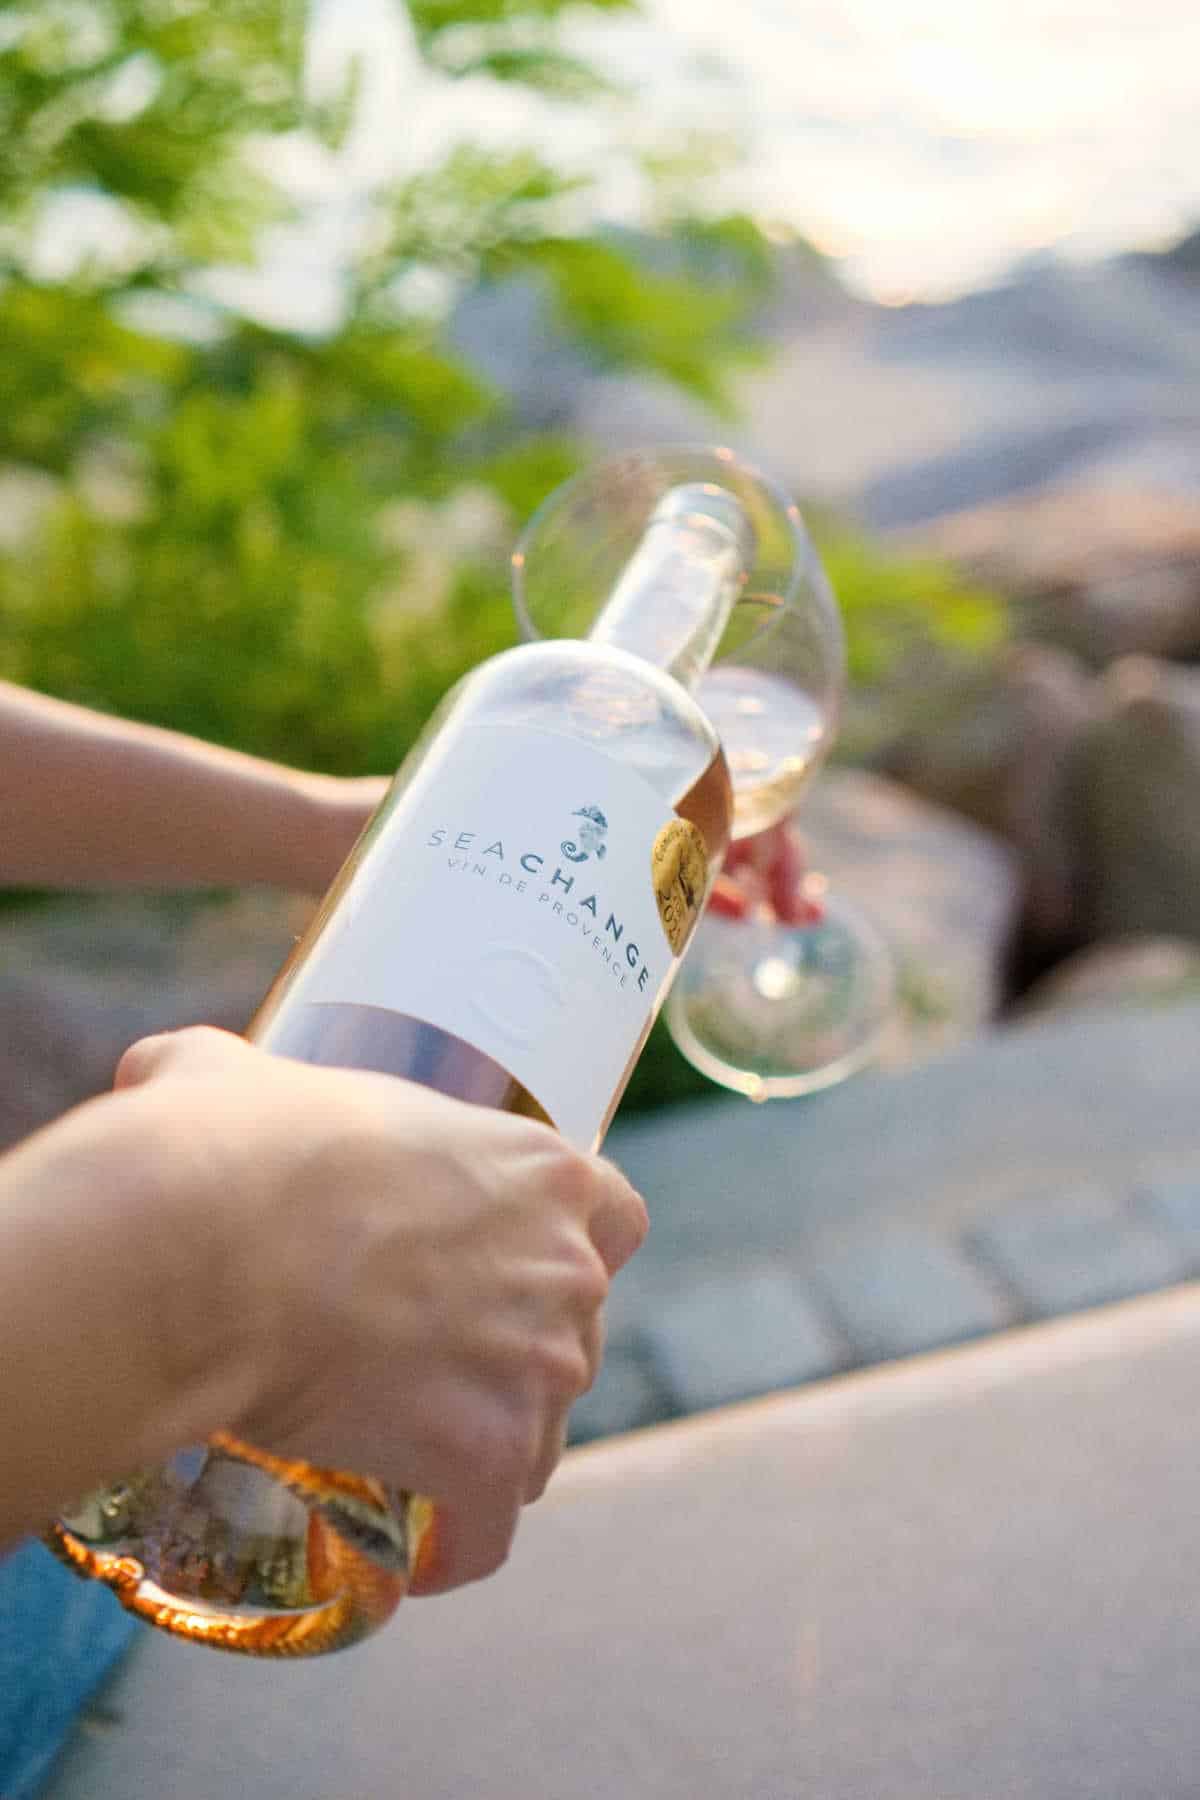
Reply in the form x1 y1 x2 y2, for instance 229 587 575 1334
46 482 750 1656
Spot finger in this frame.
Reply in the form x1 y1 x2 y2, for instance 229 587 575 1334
525 1304 605 1503
587 1168 648 1276
747 821 786 877
766 828 809 925
578 1302 606 1394
113 1025 252 1090
525 1406 571 1505
708 874 750 920
407 1489 523 1597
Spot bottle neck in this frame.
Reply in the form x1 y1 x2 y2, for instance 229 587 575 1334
586 487 753 692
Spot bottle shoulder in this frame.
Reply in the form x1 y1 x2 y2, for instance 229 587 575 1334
403 638 729 848
456 639 722 751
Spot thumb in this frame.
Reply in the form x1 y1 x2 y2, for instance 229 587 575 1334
114 1025 255 1091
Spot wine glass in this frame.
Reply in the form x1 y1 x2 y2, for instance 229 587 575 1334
513 444 895 1101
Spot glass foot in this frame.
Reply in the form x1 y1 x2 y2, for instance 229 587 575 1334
666 892 895 1100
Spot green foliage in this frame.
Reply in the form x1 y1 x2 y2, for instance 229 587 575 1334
618 1013 719 1114
0 0 774 772
513 237 764 408
408 0 635 35
362 146 583 290
0 282 185 469
821 528 1005 690
0 1 306 255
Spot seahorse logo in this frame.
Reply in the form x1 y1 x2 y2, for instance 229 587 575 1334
561 804 608 864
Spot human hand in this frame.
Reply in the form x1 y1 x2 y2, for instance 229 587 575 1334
114 1028 647 1594
708 819 824 927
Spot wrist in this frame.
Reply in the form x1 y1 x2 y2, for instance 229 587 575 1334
0 1088 245 1537
279 773 387 897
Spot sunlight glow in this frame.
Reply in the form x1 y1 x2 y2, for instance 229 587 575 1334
309 0 1200 301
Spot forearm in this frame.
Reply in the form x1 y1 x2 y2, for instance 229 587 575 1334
0 1088 251 1545
0 681 363 893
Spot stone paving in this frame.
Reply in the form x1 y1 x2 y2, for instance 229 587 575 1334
570 1000 1200 1440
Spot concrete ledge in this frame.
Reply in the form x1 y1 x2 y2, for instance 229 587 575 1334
48 1283 1200 1800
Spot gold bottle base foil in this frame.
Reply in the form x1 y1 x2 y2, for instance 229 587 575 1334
45 1436 435 1658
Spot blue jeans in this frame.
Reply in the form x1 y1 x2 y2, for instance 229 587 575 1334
0 1541 136 1799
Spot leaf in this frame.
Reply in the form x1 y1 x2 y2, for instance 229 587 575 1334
406 0 636 44
317 326 499 437
501 235 763 411
470 434 583 515
670 212 779 298
361 146 584 288
440 46 616 97
0 0 306 227
0 279 187 470
305 51 364 152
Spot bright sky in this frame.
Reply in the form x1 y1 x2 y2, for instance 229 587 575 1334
288 0 1200 307
634 0 1200 298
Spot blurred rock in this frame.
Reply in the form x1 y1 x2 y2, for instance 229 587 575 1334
804 768 1020 1068
1014 937 1200 1019
913 486 1200 665
0 893 310 1150
881 644 1101 957
561 253 1200 529
1075 657 1200 943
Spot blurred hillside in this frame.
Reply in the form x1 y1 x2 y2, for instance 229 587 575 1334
457 228 1200 529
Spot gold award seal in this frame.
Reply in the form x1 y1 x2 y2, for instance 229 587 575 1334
652 818 709 956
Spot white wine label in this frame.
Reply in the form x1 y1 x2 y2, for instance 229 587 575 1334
300 723 693 1149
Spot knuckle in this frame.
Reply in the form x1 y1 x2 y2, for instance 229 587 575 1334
604 1165 649 1234
506 1114 564 1163
115 1024 244 1090
473 1401 538 1494
532 1333 592 1402
537 1135 596 1213
113 1032 172 1089
586 1177 648 1278
568 1242 610 1315
182 1023 233 1047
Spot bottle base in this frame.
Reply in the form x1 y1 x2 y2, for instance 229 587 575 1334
45 1436 426 1657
